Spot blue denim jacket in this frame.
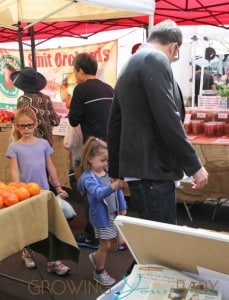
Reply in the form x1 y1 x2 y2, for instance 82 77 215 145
77 170 126 228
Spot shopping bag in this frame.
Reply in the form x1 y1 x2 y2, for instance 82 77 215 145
56 195 77 220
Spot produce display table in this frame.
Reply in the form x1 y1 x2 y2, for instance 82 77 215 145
176 134 229 220
0 190 79 293
0 190 79 262
0 130 70 188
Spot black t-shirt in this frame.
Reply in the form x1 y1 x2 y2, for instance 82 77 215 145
69 79 114 142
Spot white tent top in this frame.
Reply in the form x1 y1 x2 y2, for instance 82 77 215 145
0 0 154 30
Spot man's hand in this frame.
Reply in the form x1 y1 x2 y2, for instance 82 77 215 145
191 166 208 189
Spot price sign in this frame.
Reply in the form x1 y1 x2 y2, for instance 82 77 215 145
198 96 221 109
52 118 69 136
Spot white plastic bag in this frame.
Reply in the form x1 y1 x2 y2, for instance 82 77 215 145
56 195 77 220
63 124 83 167
63 125 83 153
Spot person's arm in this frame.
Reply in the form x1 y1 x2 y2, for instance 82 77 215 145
191 166 208 189
117 189 127 214
141 53 203 177
68 86 84 127
210 74 217 90
82 176 120 201
211 83 217 90
107 93 122 179
9 157 20 182
46 155 68 197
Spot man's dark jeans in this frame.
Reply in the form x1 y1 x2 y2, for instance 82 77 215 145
127 179 176 224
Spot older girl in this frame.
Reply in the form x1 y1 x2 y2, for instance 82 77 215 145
6 107 70 276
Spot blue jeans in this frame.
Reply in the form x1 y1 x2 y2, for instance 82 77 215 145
127 179 176 224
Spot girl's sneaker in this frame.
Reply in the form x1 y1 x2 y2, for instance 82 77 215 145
22 248 36 269
47 261 70 276
117 243 128 251
93 270 116 286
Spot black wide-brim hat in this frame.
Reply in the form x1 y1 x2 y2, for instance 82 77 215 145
10 67 47 93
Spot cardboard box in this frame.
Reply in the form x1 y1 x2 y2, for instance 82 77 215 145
97 216 229 299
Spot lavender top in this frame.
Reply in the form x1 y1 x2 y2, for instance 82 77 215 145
6 138 53 190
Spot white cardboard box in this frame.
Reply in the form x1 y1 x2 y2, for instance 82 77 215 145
97 216 229 299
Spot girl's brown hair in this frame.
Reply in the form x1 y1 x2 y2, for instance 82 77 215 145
13 107 37 140
80 136 107 171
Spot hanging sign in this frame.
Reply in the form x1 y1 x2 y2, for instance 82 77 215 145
0 40 118 108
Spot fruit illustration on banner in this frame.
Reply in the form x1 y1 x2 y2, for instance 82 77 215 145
0 55 20 98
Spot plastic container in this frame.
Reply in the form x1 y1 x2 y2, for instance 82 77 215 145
204 121 226 137
196 109 213 122
214 110 229 123
190 120 204 135
183 122 192 134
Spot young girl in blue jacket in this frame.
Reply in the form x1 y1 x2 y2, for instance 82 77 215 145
77 136 126 286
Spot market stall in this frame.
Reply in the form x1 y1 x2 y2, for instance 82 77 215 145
177 136 229 201
177 102 229 220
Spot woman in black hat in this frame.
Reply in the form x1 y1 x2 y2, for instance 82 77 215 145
10 67 60 146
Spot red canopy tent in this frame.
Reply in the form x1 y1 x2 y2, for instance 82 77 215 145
0 0 228 44
0 0 228 68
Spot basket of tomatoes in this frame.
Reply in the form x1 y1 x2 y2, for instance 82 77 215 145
0 109 15 132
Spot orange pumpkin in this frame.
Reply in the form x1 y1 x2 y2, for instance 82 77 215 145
0 195 4 208
4 193 19 207
7 186 17 194
15 186 30 201
16 182 28 188
0 182 7 190
8 181 27 188
0 189 10 201
26 182 41 197
7 182 18 188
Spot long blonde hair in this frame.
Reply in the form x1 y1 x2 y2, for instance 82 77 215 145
13 107 37 140
80 136 107 171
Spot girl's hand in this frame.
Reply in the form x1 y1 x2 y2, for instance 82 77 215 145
56 187 69 198
111 178 125 189
119 210 127 216
111 179 124 190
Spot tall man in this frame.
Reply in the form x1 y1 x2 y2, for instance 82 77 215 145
107 20 208 225
69 53 114 248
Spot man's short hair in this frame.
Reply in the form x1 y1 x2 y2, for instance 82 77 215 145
147 20 182 47
73 53 98 75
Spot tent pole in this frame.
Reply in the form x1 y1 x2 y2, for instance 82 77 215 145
148 14 154 37
29 25 37 70
17 23 25 68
